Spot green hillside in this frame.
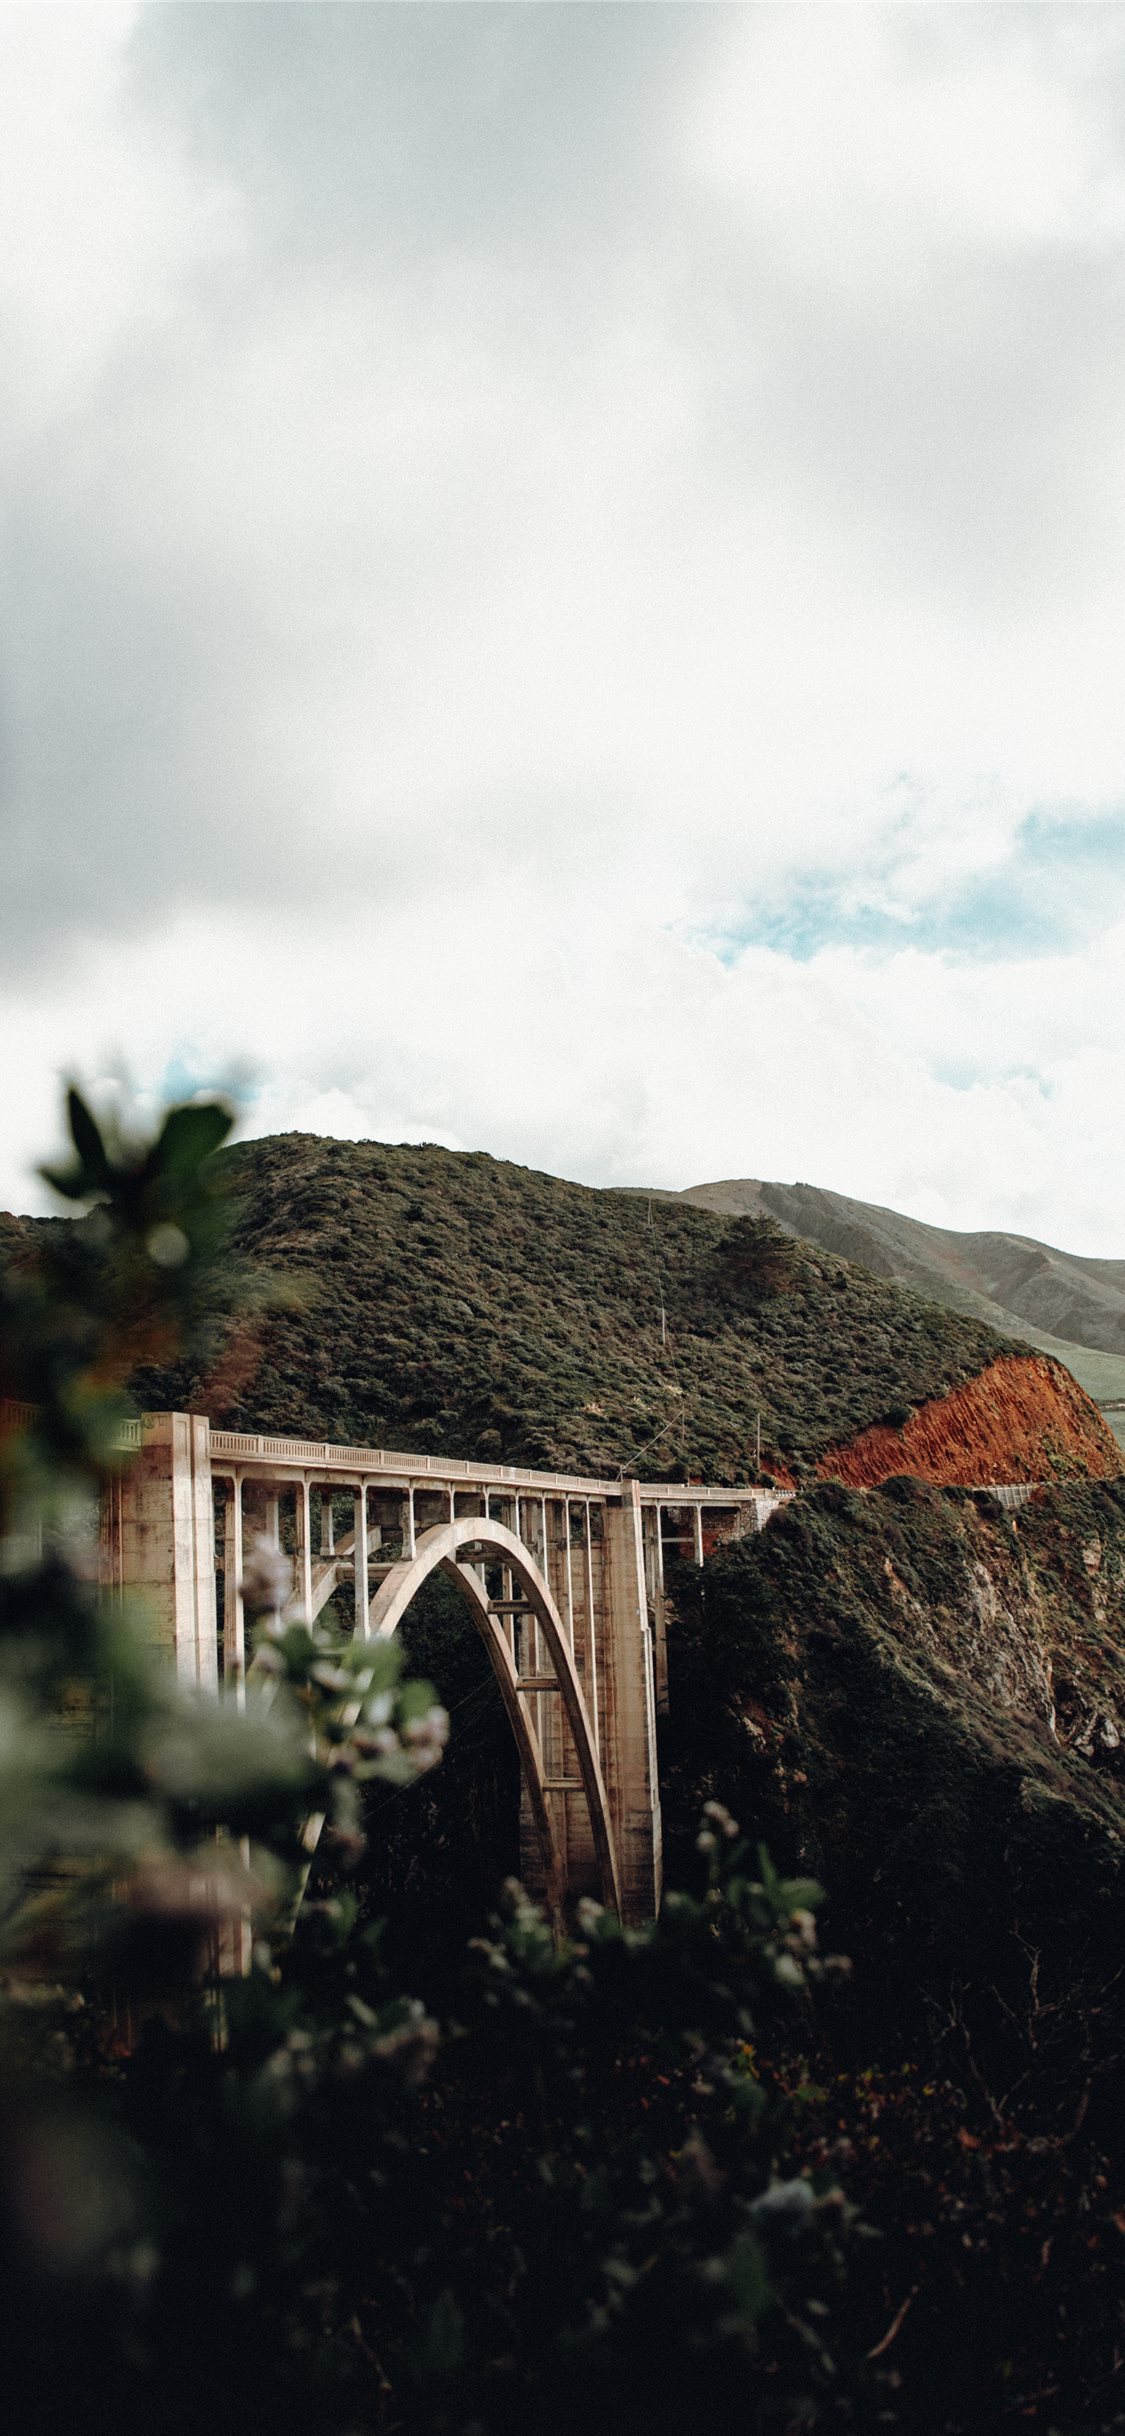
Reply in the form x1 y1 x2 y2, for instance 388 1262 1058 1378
662 1475 1125 2315
668 1473 1125 1933
671 1176 1125 1444
137 1133 1022 1485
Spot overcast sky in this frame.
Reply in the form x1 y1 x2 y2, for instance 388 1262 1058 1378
3 2 1125 1249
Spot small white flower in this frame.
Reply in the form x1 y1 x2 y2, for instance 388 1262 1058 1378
403 1705 450 1750
310 1661 351 1693
748 2178 815 2233
372 2005 440 2085
146 1222 190 1268
239 1536 293 1617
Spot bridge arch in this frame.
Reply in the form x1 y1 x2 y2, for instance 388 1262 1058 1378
367 1516 622 1919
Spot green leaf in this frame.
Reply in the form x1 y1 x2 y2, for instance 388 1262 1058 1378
151 1100 234 1182
37 1161 87 1202
39 1087 113 1198
398 1675 440 1722
414 2288 464 2385
757 1843 783 1903
67 1088 111 1186
345 1635 402 1693
724 2231 772 2326
779 1877 824 1913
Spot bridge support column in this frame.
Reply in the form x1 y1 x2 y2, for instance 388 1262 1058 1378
106 1413 218 1689
643 1504 669 1716
248 1489 280 1545
296 1478 313 1620
601 1483 662 1922
223 1473 245 1700
354 1485 369 1637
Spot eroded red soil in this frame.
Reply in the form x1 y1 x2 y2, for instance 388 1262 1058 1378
819 1353 1120 1489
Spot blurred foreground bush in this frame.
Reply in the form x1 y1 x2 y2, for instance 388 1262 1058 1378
0 1089 867 2436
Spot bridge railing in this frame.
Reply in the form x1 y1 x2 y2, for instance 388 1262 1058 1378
207 1429 625 1494
205 1425 783 1505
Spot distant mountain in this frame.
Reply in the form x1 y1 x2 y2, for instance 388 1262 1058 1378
667 1178 1125 1431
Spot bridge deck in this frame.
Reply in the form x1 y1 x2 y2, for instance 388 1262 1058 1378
147 1415 784 1509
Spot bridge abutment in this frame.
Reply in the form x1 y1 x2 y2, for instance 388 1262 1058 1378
108 1413 218 1689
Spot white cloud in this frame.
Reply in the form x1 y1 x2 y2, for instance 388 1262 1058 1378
3 5 1125 1256
4 889 1123 1260
0 4 238 433
685 7 1125 291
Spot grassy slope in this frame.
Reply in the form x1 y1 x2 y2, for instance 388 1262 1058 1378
667 1176 1125 1434
136 1133 1027 1485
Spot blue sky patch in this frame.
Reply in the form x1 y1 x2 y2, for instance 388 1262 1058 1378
707 802 1125 967
157 1051 260 1110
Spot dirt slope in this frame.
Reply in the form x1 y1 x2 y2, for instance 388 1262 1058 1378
818 1353 1120 1489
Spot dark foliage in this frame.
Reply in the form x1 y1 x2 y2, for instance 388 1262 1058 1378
0 1089 872 2436
662 1481 1125 2428
354 1568 522 1998
8 1094 1125 2433
664 1479 1125 2001
129 1131 1015 1484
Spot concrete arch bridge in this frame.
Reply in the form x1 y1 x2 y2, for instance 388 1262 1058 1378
103 1413 788 1924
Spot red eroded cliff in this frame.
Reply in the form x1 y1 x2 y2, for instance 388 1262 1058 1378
818 1353 1120 1489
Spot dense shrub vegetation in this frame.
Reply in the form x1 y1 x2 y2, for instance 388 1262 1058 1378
6 1099 1125 2431
663 1482 1125 2429
0 1096 869 2436
126 1132 1017 1482
664 1476 1125 1981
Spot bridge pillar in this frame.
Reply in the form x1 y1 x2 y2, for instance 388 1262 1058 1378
222 1473 245 1698
105 1413 218 1689
241 1484 281 1556
296 1478 314 1620
601 1483 662 1921
354 1485 369 1636
642 1504 670 1716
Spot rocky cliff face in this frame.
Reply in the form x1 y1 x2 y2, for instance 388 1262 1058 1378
820 1352 1119 1490
664 1475 1125 2010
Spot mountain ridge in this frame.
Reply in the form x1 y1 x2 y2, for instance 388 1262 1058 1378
663 1175 1125 1425
111 1131 1118 1490
5 1132 1121 1483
